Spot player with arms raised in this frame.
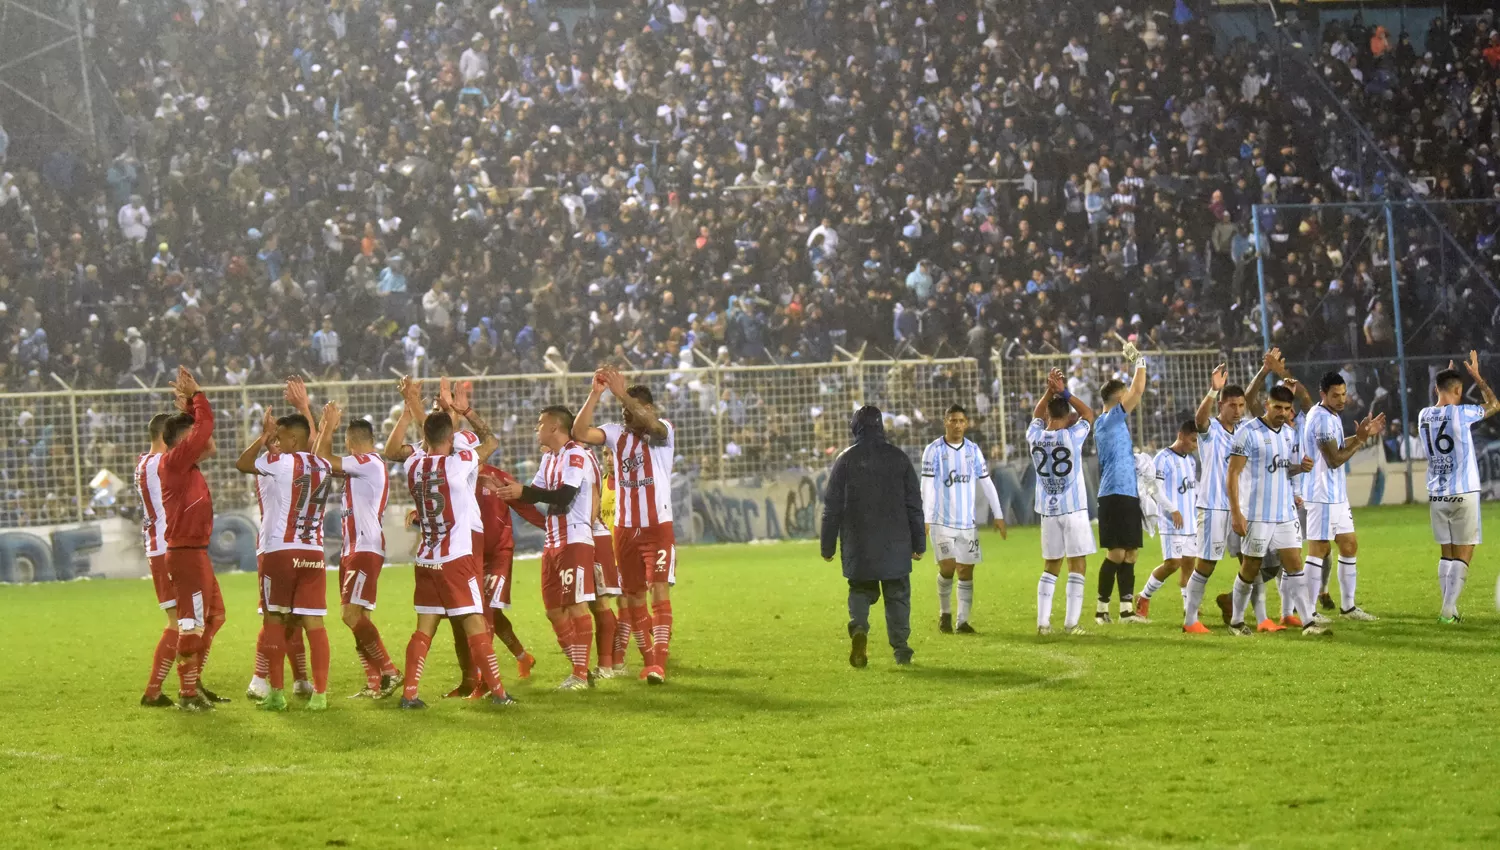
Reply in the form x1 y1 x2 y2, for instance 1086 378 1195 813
921 404 1006 634
1302 373 1384 622
1419 352 1500 622
1026 368 1097 636
573 366 671 684
1134 421 1199 621
137 413 180 707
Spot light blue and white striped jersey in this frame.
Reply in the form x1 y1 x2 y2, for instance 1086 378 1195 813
1230 417 1301 523
1026 418 1092 516
1419 404 1486 496
1195 416 1241 511
1153 447 1198 535
921 437 991 529
1301 404 1348 504
1096 405 1138 498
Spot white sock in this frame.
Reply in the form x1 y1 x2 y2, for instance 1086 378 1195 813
1277 571 1296 619
937 574 953 616
1230 576 1253 625
1184 571 1209 625
1251 576 1268 623
1282 571 1306 623
1064 573 1086 629
1180 584 1189 607
956 579 974 624
1438 559 1451 614
1037 573 1057 627
1444 560 1469 618
1303 556 1325 616
1337 556 1357 611
1141 574 1165 600
248 675 268 693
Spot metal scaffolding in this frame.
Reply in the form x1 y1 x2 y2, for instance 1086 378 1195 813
0 0 98 153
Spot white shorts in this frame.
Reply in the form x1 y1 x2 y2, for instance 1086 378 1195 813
1242 520 1303 558
1161 534 1196 562
1197 509 1231 562
1430 493 1482 546
931 525 981 565
1303 501 1354 541
1041 511 1096 560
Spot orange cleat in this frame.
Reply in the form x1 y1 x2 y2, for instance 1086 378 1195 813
1182 621 1211 634
444 681 477 699
516 652 536 680
1135 597 1151 619
1281 615 1304 628
465 683 492 701
1257 619 1286 633
643 665 666 685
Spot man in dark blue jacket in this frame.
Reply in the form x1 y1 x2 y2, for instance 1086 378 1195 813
821 406 926 667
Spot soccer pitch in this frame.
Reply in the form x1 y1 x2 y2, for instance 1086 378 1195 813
2 503 1498 849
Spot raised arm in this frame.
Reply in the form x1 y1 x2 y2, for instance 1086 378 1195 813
382 376 419 462
572 373 609 445
1265 350 1313 412
313 401 345 473
1119 343 1148 414
285 377 318 446
1462 351 1500 418
161 368 216 472
1197 364 1228 432
1244 356 1274 418
1032 368 1064 421
458 402 501 461
604 367 667 440
235 409 276 475
1067 392 1097 425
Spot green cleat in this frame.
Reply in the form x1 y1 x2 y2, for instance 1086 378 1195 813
306 692 329 711
1439 615 1461 624
257 688 289 712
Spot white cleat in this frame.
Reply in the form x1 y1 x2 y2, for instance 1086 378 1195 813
611 664 629 678
1341 607 1378 621
1037 625 1053 636
292 679 315 698
1309 611 1333 627
592 666 614 680
245 676 269 702
1301 622 1333 637
1064 625 1087 636
556 675 590 691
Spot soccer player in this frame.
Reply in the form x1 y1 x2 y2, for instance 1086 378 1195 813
497 406 599 690
388 390 514 708
920 404 1006 634
1027 368 1097 636
137 413 180 707
1420 352 1500 622
1217 385 1325 637
1302 373 1384 622
585 448 624 676
235 409 337 711
573 366 670 684
1093 343 1149 624
1134 421 1199 621
158 367 226 711
600 447 634 674
312 402 403 698
475 460 544 684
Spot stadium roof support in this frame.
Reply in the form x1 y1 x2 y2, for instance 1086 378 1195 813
0 0 97 152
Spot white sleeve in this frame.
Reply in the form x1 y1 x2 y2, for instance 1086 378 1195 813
921 472 936 524
973 446 1002 520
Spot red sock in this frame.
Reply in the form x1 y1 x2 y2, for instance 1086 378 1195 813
549 616 574 666
466 631 506 698
254 625 270 679
353 635 381 689
264 623 287 689
403 631 432 700
375 635 399 677
200 617 224 674
492 611 526 659
451 618 476 686
176 653 201 697
352 618 393 685
629 604 656 667
285 625 308 682
145 628 177 698
651 600 673 670
570 614 594 677
306 627 330 695
612 611 632 667
593 608 617 669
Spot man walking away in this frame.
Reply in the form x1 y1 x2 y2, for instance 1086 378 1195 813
822 406 926 668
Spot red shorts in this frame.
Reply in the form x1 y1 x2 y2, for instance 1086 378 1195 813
260 548 329 617
593 533 621 596
541 542 596 610
167 548 224 631
340 551 385 610
483 547 515 610
148 554 175 609
614 523 677 595
414 555 484 617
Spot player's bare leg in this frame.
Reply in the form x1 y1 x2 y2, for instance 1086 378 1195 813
142 609 178 707
490 609 534 679
936 558 958 633
1181 560 1217 633
588 598 618 677
610 597 632 675
343 602 401 698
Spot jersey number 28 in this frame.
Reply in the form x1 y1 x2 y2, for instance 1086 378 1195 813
1032 445 1074 477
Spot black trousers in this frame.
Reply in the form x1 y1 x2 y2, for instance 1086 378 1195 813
848 576 912 662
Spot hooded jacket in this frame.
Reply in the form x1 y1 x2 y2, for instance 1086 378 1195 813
820 406 926 580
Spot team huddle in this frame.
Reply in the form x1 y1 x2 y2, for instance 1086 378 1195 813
136 365 679 711
921 347 1500 637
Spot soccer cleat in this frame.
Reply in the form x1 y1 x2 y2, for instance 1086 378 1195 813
1439 615 1461 624
644 666 666 685
1281 615 1304 628
1182 621 1211 634
444 682 478 699
516 653 536 679
894 655 913 666
1302 622 1333 637
257 689 289 712
1134 597 1152 620
1257 619 1287 633
955 622 978 635
1319 592 1336 611
399 697 427 710
593 666 614 680
306 692 329 712
177 693 214 713
1215 593 1233 626
939 613 953 634
850 631 869 669
200 686 230 704
557 675 590 691
377 674 401 698
587 669 597 689
488 692 518 706
140 693 175 708
1095 605 1112 625
465 684 492 701
348 686 378 699
1037 625 1052 636
611 663 629 677
245 678 269 702
1310 611 1333 626
1228 622 1255 637
292 680 314 698
1341 607 1378 621
1064 625 1087 636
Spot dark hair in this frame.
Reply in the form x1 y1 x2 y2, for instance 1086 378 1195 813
1268 385 1295 404
148 412 170 442
1320 371 1346 393
277 413 310 438
1046 397 1071 419
1100 379 1126 404
1436 368 1463 392
424 411 454 446
163 413 195 448
1179 418 1198 435
1221 384 1246 400
945 404 967 417
626 384 654 405
347 419 375 441
541 404 575 433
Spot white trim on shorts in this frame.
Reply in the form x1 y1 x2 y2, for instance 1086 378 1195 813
349 571 376 610
486 573 510 610
159 599 177 610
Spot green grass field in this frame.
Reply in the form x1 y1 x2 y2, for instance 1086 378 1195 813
3 503 1499 849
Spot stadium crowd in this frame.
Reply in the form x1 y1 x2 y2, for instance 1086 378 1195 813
0 0 1496 396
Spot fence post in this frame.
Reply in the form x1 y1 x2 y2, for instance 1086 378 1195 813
991 346 1008 461
1383 201 1415 504
1251 204 1272 353
712 366 725 480
52 375 86 521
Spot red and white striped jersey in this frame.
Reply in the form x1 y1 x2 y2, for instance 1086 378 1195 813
409 430 484 534
601 421 675 528
253 451 335 553
585 450 609 536
405 450 481 564
533 441 595 548
339 453 389 558
134 452 168 557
